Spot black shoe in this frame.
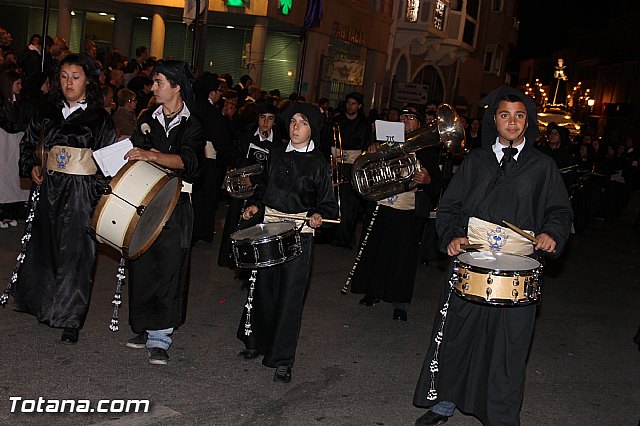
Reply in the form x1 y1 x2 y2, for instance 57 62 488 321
148 348 169 365
393 309 407 322
60 328 79 344
126 332 147 349
359 296 380 307
273 365 292 383
237 349 260 360
415 410 449 425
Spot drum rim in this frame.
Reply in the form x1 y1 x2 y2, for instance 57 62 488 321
127 171 181 259
457 251 541 271
452 290 539 307
230 222 297 243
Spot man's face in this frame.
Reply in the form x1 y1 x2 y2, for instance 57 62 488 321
0 29 13 47
387 109 400 122
400 113 420 132
495 100 527 146
208 87 222 104
258 113 275 135
346 98 360 116
151 73 180 105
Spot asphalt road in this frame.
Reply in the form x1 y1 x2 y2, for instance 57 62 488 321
0 196 638 425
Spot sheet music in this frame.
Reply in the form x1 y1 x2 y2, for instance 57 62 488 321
374 120 405 143
92 138 133 177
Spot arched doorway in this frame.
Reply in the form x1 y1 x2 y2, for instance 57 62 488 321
413 65 444 105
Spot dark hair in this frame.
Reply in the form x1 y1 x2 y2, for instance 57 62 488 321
135 46 147 57
0 69 21 109
51 53 103 108
29 34 41 45
239 74 252 85
493 94 525 110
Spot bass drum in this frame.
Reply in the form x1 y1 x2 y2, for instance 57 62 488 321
231 222 302 268
91 160 181 259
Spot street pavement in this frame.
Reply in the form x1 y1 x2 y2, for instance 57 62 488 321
0 195 638 426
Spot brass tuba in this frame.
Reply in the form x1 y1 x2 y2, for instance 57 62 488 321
224 164 264 199
352 103 466 201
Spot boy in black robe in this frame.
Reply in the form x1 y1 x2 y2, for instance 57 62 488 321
237 103 338 383
413 86 573 425
123 61 204 365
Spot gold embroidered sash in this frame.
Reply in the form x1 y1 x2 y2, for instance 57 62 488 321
46 145 97 175
467 217 535 256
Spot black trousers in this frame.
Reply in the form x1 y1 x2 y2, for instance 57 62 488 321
237 235 313 368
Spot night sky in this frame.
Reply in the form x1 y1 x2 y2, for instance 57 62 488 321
516 1 615 59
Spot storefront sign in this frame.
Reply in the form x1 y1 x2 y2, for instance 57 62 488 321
394 82 430 104
324 58 365 86
332 23 365 46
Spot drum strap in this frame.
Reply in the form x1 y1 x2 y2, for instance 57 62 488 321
46 145 97 175
341 204 380 295
426 273 456 401
243 270 258 336
109 257 127 332
467 217 534 256
0 185 40 306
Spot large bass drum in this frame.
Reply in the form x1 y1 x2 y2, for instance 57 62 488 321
453 251 543 306
91 160 181 259
231 222 302 268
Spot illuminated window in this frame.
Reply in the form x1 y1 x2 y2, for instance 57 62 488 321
405 0 420 22
433 1 446 30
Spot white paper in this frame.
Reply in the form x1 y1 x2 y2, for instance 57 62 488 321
375 120 405 143
93 138 133 177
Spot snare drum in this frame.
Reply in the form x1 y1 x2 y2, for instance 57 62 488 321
91 160 181 259
453 251 542 306
231 222 302 268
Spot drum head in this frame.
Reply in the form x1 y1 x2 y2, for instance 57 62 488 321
128 175 181 257
231 222 296 242
458 251 540 271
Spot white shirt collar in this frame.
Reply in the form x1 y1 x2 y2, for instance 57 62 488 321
285 140 315 152
62 101 88 119
493 137 526 162
253 128 273 142
152 103 191 135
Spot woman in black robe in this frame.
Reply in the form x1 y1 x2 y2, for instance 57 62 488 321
13 53 116 344
413 86 573 425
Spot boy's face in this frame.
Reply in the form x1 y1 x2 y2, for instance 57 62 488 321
495 100 528 146
258 113 275 135
289 113 311 148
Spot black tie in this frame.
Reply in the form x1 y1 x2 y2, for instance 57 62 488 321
500 147 518 175
502 147 518 162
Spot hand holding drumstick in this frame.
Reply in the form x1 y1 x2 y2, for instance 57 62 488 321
502 220 557 253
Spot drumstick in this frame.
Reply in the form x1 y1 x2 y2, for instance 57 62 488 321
460 243 483 250
502 220 539 244
265 213 341 224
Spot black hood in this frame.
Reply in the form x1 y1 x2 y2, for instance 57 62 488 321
480 85 539 149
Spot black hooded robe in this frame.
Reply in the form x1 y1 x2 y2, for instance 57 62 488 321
236 141 338 368
127 107 204 333
413 86 573 425
14 105 117 329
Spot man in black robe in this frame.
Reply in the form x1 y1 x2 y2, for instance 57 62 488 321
123 61 204 365
327 91 371 248
237 103 338 383
218 102 284 269
413 86 573 425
